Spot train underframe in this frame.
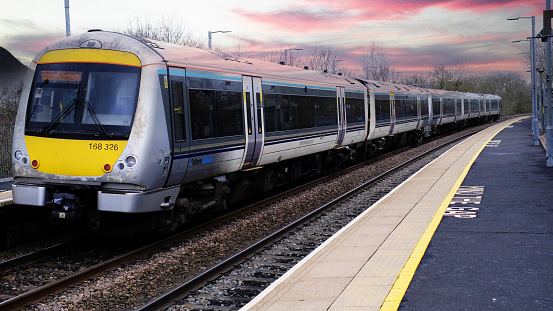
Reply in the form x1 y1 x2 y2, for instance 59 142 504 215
43 116 497 234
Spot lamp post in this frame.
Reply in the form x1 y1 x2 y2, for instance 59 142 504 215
444 79 452 90
64 0 71 37
547 1 553 166
508 16 540 146
208 30 231 50
284 48 302 65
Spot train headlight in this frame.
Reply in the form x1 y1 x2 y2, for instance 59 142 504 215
14 149 23 161
125 155 137 168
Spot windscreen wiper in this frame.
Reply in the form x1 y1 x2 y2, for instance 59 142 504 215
40 98 112 137
82 100 111 137
40 97 79 134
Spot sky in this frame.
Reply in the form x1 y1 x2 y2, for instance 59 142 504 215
0 0 545 79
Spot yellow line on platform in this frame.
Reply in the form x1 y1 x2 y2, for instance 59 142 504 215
379 117 526 311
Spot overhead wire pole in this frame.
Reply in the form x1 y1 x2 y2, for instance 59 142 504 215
208 30 231 50
284 48 302 65
531 17 540 146
64 0 71 37
508 16 539 145
546 2 553 166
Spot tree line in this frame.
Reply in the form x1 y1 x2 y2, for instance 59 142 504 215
0 15 531 125
122 15 529 116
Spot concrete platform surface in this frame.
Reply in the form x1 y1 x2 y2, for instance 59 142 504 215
242 117 526 311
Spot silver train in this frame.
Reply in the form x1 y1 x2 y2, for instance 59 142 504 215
11 31 501 232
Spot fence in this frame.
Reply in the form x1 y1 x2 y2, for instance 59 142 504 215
0 123 14 179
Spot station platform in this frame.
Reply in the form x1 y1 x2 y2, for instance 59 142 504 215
0 178 12 207
242 116 553 311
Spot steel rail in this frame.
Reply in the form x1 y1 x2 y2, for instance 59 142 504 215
0 120 507 311
136 127 484 311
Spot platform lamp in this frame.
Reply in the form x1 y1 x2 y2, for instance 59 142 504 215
64 0 71 37
508 16 539 146
208 30 231 50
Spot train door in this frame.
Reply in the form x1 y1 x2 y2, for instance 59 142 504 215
240 76 265 170
389 92 396 135
165 67 190 187
336 87 346 147
416 95 421 128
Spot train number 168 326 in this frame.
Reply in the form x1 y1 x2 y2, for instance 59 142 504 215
89 143 119 151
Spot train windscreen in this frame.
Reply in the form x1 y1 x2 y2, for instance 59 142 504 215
25 62 140 139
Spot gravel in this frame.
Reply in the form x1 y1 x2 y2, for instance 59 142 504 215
22 123 494 311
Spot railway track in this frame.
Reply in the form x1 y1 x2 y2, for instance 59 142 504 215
137 124 494 311
0 121 499 311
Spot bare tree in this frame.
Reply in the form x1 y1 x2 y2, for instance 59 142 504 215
359 42 396 82
232 39 246 58
123 15 205 48
0 81 23 123
399 74 432 88
245 50 284 64
430 61 468 90
303 44 349 75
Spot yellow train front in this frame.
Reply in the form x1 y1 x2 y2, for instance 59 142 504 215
11 32 178 233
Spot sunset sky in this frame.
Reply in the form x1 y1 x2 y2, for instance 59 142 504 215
0 0 544 79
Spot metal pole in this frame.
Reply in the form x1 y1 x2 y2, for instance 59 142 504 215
284 49 288 65
64 0 71 37
547 0 553 166
208 31 212 50
540 71 545 131
536 67 544 133
532 16 540 145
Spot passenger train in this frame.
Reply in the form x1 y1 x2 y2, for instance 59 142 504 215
11 31 501 232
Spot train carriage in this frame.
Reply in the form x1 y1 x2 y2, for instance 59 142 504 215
11 31 501 233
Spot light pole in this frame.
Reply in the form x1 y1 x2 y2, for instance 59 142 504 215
444 79 452 90
64 0 71 37
284 48 302 65
509 16 540 146
208 30 231 50
546 1 553 166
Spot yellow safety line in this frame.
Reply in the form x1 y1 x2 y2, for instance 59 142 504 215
380 116 526 311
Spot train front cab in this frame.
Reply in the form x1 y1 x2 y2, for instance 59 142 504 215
11 33 184 232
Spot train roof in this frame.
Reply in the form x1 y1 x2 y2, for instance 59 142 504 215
32 31 501 100
35 31 364 91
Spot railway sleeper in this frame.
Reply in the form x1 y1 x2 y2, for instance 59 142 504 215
182 303 237 311
188 293 252 303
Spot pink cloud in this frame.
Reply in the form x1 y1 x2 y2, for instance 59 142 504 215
3 34 63 65
263 0 543 22
235 8 354 33
440 0 543 13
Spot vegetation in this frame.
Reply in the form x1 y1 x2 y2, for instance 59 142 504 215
0 82 22 179
0 17 532 179
121 15 531 117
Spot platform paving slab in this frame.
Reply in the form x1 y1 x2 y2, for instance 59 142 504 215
242 117 524 311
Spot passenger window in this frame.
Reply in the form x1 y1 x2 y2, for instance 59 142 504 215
171 81 186 142
256 92 263 134
245 92 252 135
346 97 364 124
189 89 244 140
